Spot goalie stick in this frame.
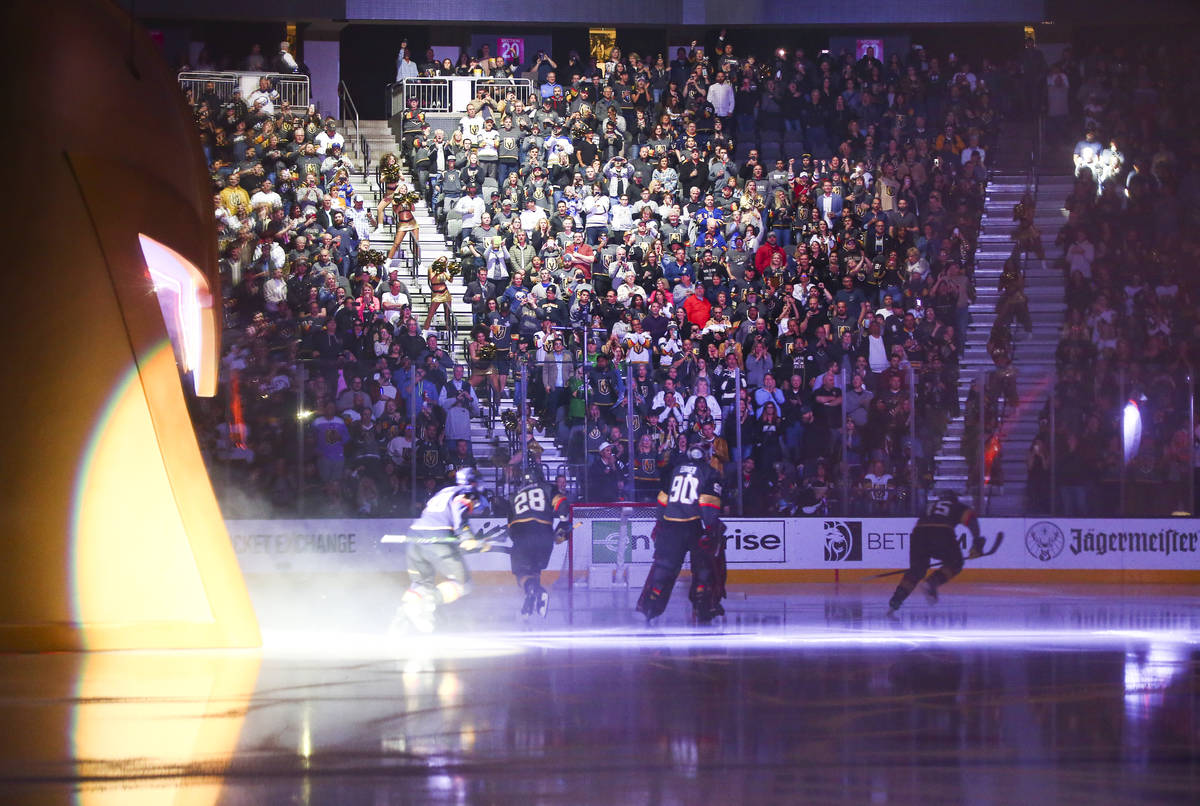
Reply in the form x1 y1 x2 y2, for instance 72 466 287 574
867 531 1005 580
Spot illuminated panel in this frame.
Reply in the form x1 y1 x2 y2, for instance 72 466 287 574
139 234 214 395
73 652 260 806
74 345 216 629
1123 399 1142 464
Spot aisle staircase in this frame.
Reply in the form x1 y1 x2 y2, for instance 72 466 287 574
980 175 1072 514
932 171 1024 504
342 120 573 501
931 117 1070 511
931 149 1072 513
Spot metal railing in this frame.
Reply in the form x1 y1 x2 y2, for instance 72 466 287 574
389 78 452 117
275 74 311 109
177 71 239 106
471 77 534 108
388 77 535 117
1033 113 1044 195
178 70 310 111
338 79 368 180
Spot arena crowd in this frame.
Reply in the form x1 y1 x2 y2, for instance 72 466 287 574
185 34 1022 518
1033 38 1199 516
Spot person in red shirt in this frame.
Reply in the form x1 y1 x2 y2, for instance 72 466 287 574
682 285 711 329
563 230 595 280
754 230 786 272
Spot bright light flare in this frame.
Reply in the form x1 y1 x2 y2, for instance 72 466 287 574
1123 399 1142 464
139 233 213 394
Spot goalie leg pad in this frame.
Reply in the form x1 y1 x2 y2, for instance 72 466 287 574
636 557 682 619
636 521 690 619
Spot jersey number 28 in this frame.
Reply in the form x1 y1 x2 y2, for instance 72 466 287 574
513 487 546 514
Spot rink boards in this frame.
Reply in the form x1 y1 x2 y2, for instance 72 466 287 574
227 516 1200 584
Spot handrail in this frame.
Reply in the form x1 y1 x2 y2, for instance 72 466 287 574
387 77 535 116
178 70 310 110
338 79 368 181
1033 113 1044 196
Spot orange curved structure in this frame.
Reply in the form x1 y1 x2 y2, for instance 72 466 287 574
0 0 259 650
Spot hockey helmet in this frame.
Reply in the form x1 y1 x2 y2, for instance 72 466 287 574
456 466 480 487
519 466 544 486
686 431 710 462
933 488 959 504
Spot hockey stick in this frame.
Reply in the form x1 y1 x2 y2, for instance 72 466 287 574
866 532 1005 580
380 533 513 554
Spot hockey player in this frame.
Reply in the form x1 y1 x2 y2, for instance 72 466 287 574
397 467 483 632
508 468 570 617
636 432 726 624
887 489 985 615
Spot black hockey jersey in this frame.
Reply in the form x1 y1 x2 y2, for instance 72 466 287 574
656 461 722 525
509 482 568 529
916 496 981 539
633 448 662 484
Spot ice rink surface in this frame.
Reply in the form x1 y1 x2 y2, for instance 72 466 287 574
1 581 1197 804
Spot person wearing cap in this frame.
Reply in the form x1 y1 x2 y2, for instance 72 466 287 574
537 284 569 326
399 96 426 157
346 193 375 242
515 197 544 237
586 440 624 501
492 196 517 232
314 118 345 154
436 154 463 203
526 167 554 212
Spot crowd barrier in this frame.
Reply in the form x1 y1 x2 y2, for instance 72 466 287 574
178 71 311 110
227 515 1200 583
387 77 534 116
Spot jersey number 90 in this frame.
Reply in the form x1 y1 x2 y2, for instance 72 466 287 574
668 473 699 505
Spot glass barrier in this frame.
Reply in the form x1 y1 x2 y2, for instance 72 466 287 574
197 320 964 521
1041 366 1195 518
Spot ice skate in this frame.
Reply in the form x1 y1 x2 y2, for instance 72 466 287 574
534 589 550 618
921 581 939 605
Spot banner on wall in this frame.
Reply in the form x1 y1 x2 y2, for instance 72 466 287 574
497 38 525 66
227 517 1200 576
855 38 884 63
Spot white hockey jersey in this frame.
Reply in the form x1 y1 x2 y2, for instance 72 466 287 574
411 484 476 534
